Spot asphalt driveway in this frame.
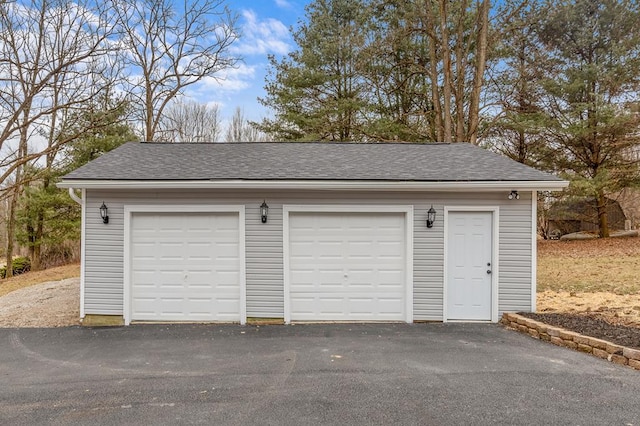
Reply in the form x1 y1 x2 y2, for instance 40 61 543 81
0 323 638 425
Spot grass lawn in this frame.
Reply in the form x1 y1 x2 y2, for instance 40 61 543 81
537 237 640 326
538 237 640 295
0 263 80 298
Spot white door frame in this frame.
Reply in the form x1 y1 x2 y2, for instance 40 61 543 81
443 206 500 323
282 204 414 324
123 204 246 325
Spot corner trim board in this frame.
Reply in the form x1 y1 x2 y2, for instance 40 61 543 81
80 189 86 318
531 191 537 312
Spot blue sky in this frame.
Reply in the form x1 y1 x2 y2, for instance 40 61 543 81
187 0 310 124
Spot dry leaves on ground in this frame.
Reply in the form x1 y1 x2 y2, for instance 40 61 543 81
537 290 640 327
537 237 640 334
538 238 640 295
538 237 640 258
0 263 80 298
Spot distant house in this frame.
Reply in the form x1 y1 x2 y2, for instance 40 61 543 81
548 196 628 236
58 142 567 326
610 188 640 230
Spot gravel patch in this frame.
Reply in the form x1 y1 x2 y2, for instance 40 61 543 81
0 278 80 328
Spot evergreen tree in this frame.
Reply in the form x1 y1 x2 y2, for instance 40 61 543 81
536 0 640 237
61 100 138 173
16 99 137 269
360 0 435 141
486 0 552 167
258 0 371 141
258 0 494 143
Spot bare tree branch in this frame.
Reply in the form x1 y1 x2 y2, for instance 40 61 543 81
112 0 240 141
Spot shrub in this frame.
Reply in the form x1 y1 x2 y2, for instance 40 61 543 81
0 256 31 279
40 242 80 269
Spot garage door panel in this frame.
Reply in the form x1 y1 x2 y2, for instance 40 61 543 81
130 212 241 322
378 270 405 284
290 296 405 321
288 212 407 322
133 295 241 321
379 240 404 252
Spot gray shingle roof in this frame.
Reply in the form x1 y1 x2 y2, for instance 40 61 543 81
61 142 562 182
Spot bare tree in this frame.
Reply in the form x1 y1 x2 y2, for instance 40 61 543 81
422 0 490 144
112 0 240 141
0 0 119 274
158 100 222 142
0 0 119 184
225 107 266 142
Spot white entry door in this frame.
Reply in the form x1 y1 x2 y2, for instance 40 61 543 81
130 212 241 322
287 212 407 322
446 211 493 321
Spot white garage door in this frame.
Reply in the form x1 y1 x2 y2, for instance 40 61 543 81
288 212 407 321
130 212 241 322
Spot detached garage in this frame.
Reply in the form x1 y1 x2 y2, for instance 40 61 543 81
58 142 567 326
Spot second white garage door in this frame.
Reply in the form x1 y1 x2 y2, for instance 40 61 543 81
130 211 242 323
287 212 408 322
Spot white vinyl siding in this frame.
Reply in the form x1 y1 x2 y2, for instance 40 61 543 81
245 203 283 317
85 191 281 318
83 190 534 321
498 201 534 314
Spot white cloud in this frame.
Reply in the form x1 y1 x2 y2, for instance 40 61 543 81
231 9 291 56
274 0 292 8
181 10 292 122
189 63 257 96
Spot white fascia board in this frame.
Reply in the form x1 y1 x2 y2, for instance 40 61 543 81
57 179 569 192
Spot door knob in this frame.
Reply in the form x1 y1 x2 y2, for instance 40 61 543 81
487 270 492 274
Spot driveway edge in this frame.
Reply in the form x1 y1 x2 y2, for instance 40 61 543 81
501 313 640 371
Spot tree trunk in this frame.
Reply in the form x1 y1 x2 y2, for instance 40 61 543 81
424 2 444 141
32 211 43 271
596 190 610 238
438 0 453 142
27 232 36 268
518 129 526 163
6 109 29 277
467 0 489 145
5 190 19 278
146 80 154 141
454 0 469 142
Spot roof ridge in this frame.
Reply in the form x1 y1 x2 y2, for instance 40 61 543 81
136 141 454 146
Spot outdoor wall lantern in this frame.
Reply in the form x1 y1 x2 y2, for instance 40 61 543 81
508 190 520 200
426 205 436 228
99 202 109 224
260 200 269 223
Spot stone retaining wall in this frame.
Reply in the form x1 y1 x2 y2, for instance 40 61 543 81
501 313 640 371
